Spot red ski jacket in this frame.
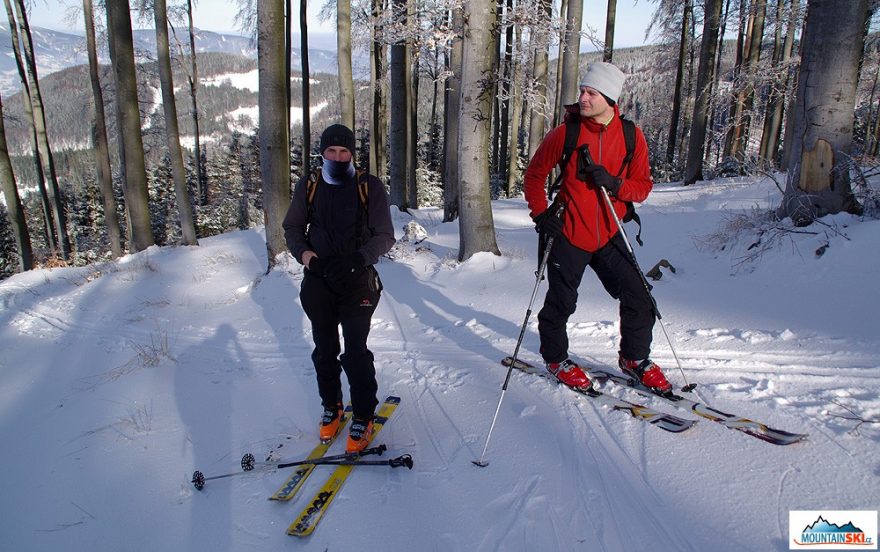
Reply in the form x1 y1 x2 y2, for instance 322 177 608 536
523 105 653 253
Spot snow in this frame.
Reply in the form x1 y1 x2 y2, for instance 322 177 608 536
0 176 878 550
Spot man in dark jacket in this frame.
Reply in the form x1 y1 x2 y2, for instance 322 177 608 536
522 62 672 394
283 124 395 453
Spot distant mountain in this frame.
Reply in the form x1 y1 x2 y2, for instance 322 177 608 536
0 24 340 95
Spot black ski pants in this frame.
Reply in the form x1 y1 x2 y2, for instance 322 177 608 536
300 268 381 420
538 233 655 364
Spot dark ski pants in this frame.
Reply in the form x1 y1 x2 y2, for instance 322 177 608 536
300 269 381 420
538 233 655 364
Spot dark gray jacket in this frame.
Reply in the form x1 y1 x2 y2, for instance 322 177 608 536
282 170 395 266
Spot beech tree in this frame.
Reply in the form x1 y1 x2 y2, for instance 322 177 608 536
457 0 500 261
258 0 290 270
776 0 867 224
154 0 199 246
106 0 155 252
0 95 33 272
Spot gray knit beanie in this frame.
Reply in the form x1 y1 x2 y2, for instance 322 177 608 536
579 62 626 104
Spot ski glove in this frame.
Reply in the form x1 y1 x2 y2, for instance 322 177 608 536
324 252 366 287
532 210 563 238
308 256 328 276
583 165 622 196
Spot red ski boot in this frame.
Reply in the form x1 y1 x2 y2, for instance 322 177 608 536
619 357 672 394
546 358 593 390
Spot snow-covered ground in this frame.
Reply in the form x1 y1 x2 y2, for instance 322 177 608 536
0 175 877 551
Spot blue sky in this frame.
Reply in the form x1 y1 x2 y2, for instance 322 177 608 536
26 0 659 50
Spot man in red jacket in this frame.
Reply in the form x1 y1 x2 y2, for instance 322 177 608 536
522 61 672 394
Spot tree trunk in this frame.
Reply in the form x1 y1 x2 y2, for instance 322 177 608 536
777 0 867 224
154 0 198 246
185 0 206 205
558 0 583 110
338 0 355 129
3 0 54 253
12 0 71 259
498 0 514 185
505 23 523 198
300 0 311 169
0 95 33 272
727 0 767 162
457 0 500 261
603 0 617 62
370 0 386 178
83 0 122 258
442 5 463 222
389 0 410 210
528 0 552 159
684 0 724 185
106 0 155 252
552 0 567 127
780 0 803 170
666 0 692 165
408 37 419 208
258 0 291 270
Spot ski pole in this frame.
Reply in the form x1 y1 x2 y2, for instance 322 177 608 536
310 454 414 470
473 204 564 468
192 445 387 490
598 186 696 393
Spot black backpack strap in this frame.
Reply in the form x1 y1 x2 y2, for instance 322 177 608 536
617 117 643 246
304 169 321 239
354 169 369 248
548 104 582 201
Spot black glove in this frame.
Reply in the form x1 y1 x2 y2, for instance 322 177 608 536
307 256 328 276
532 209 563 238
324 252 366 287
583 164 622 196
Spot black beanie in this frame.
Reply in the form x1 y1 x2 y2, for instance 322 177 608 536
319 124 356 155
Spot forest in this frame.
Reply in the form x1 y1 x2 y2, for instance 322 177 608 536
0 0 878 279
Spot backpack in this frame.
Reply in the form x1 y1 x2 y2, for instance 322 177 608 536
305 167 370 247
548 104 644 246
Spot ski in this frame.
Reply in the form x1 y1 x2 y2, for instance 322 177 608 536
268 405 353 501
502 357 696 433
585 366 808 446
287 396 401 537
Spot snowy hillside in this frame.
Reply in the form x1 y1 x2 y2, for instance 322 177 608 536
0 175 877 551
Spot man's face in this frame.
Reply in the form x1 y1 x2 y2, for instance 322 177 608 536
578 86 612 120
323 146 352 162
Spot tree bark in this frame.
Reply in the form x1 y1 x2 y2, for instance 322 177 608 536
557 0 582 113
12 0 71 259
370 0 386 178
300 0 311 169
106 0 155 252
83 0 123 257
457 0 500 261
185 0 205 205
389 0 410 210
603 0 617 62
666 0 692 165
338 0 355 129
684 0 724 185
442 5 463 221
258 0 291 270
777 0 867 224
154 0 198 246
0 95 33 272
528 0 552 159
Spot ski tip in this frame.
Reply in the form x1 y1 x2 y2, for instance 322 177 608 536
385 396 401 405
472 459 490 468
681 383 697 393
